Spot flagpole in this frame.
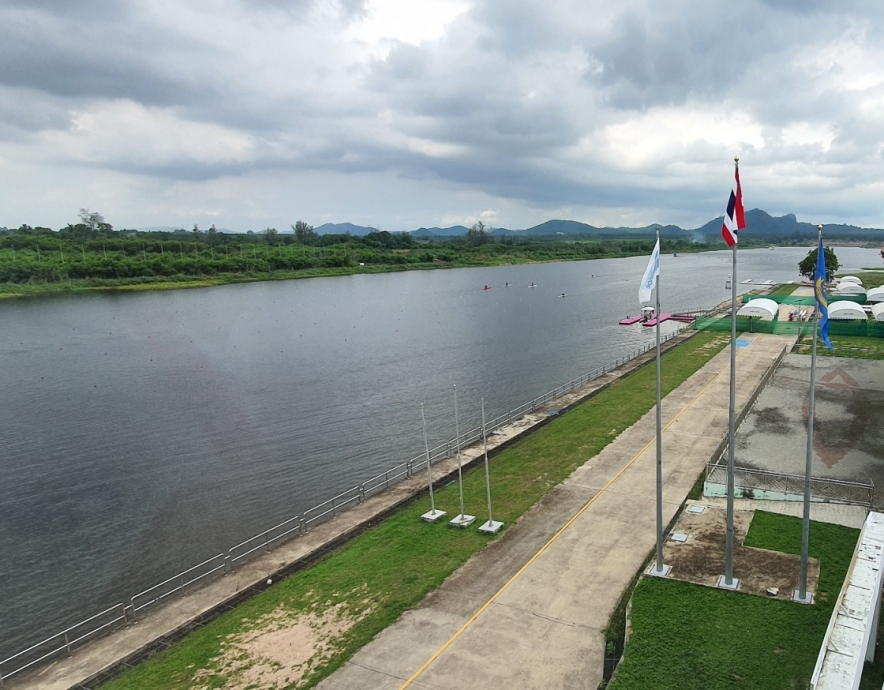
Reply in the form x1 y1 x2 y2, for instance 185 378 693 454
796 225 823 604
478 398 503 534
722 157 739 590
651 226 669 577
420 403 446 522
449 384 475 528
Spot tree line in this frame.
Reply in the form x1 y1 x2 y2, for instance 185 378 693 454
0 213 719 288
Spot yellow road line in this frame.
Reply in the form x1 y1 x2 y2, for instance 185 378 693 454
398 339 753 689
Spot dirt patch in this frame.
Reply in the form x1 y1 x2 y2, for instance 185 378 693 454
194 595 372 690
660 503 819 600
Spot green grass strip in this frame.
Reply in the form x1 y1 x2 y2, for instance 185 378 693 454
609 511 859 690
766 284 799 297
100 331 727 690
794 334 884 360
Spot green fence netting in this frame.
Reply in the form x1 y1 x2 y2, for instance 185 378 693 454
695 317 884 337
744 294 866 306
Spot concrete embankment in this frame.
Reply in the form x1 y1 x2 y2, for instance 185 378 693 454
9 330 697 690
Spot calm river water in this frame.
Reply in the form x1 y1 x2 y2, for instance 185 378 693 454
1 247 881 659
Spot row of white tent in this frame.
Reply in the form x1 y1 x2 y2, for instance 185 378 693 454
738 297 884 322
825 276 884 320
830 276 884 303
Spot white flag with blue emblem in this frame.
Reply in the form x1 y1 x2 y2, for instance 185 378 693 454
638 239 660 303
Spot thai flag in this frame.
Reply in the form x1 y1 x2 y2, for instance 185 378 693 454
721 166 745 247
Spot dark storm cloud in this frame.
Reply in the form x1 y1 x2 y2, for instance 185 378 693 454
0 2 222 110
588 8 770 110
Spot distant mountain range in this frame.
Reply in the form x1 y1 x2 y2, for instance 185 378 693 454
311 210 884 239
131 210 884 239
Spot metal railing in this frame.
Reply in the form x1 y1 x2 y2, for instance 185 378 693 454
0 309 710 685
129 553 228 621
706 463 874 507
0 604 127 686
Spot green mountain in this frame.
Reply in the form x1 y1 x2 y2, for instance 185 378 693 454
695 209 884 239
314 222 377 236
519 210 884 240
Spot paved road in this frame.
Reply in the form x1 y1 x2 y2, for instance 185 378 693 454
317 333 797 690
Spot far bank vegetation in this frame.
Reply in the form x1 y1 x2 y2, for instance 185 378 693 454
0 213 746 296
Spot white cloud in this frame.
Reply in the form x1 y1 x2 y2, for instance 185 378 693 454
347 0 470 49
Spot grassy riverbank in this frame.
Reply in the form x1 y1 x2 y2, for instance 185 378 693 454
98 331 728 690
609 512 859 690
0 227 816 299
0 233 709 298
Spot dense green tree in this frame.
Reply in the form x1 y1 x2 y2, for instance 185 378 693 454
78 208 112 236
798 246 839 282
465 221 490 247
292 220 317 244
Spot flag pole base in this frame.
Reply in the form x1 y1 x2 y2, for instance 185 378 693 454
792 590 814 605
647 563 671 578
449 514 476 528
421 509 447 523
717 575 740 590
478 519 504 534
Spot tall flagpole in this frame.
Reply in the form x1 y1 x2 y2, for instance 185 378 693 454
722 157 739 590
478 398 504 534
796 225 823 604
449 384 475 528
420 403 446 522
651 226 669 577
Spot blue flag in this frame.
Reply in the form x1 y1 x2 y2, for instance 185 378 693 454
814 237 833 350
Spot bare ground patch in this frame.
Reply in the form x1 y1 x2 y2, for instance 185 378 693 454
661 502 819 600
193 591 373 690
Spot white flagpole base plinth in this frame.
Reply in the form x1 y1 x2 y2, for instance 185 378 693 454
647 563 671 578
477 519 504 534
449 513 476 528
792 590 814 605
421 509 447 523
717 575 740 590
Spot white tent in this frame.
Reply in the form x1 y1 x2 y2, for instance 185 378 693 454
867 286 884 303
828 301 868 320
737 298 778 320
832 282 866 296
838 276 863 285
872 303 884 322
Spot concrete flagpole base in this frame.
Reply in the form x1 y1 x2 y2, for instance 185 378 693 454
449 513 476 528
717 575 740 590
421 509 447 523
792 590 814 605
647 563 672 578
477 519 504 535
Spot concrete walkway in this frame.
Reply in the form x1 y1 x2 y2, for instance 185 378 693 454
317 333 797 690
7 332 696 690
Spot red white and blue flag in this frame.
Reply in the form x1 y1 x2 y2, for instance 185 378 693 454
721 166 745 247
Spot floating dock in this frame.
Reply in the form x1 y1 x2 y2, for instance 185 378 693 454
619 313 698 327
641 313 697 327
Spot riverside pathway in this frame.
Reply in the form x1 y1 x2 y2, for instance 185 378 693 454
8 331 695 690
317 332 798 690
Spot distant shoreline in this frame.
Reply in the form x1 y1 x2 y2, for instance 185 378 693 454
1 242 879 300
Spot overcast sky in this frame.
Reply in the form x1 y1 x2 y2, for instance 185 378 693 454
2 0 883 232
